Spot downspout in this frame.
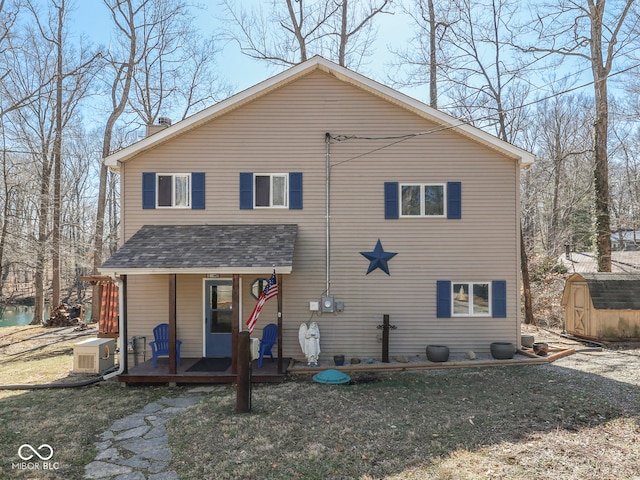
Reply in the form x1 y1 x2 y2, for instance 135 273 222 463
325 133 331 296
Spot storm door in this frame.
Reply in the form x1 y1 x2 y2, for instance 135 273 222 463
205 279 233 357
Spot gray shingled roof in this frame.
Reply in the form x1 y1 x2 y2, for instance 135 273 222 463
578 273 640 310
100 224 297 274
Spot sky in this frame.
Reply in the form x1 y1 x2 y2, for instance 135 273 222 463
71 0 420 104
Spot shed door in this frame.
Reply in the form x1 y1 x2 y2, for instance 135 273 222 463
571 283 589 335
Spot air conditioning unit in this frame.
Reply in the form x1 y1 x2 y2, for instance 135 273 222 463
73 338 115 374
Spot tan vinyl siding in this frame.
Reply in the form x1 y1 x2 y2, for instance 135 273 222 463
126 275 203 358
119 69 521 360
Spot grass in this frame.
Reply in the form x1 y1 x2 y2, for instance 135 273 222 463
0 326 183 479
0 326 639 479
168 367 640 480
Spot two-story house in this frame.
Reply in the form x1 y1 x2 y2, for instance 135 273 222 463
100 56 535 384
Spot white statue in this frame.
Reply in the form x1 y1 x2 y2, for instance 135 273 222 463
298 321 321 366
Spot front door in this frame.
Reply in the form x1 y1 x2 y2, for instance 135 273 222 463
205 279 233 357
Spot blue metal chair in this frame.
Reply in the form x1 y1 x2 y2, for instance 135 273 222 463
149 323 182 368
257 323 278 368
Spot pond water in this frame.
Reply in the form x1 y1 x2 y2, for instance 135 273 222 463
0 305 36 327
0 304 92 327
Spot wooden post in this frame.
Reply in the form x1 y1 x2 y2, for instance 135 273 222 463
121 275 128 374
168 274 177 374
236 331 252 413
382 314 390 363
277 274 283 374
231 274 240 374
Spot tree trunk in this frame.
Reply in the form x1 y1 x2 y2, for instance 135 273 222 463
593 70 611 271
51 2 64 308
31 162 51 325
590 1 611 272
520 228 535 325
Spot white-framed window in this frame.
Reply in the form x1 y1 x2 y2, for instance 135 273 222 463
400 183 446 217
452 282 491 316
254 173 288 208
157 173 191 208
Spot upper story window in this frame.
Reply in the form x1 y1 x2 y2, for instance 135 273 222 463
255 173 288 208
401 183 445 217
157 174 190 208
143 172 204 210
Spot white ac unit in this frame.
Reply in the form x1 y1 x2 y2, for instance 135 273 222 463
73 338 115 374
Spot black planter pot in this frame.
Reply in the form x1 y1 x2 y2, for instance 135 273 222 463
490 342 516 360
426 345 450 362
333 355 345 366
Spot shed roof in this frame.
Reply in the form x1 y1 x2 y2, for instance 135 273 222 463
99 224 297 275
563 272 640 310
103 56 535 168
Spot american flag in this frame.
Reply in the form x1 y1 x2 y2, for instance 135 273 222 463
246 270 278 334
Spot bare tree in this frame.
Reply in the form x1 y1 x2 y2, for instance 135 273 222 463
523 0 638 272
24 0 99 318
522 93 594 256
91 0 143 322
220 0 391 68
128 2 228 124
1 0 96 323
389 0 453 108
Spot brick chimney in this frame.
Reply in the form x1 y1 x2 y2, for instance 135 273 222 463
145 117 172 137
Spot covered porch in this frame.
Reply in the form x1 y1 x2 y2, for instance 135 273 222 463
118 356 292 384
99 224 298 385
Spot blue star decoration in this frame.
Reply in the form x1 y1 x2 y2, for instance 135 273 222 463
360 239 397 276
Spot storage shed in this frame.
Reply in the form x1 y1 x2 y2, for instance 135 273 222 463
561 273 640 341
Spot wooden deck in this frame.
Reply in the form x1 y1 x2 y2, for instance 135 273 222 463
118 357 288 385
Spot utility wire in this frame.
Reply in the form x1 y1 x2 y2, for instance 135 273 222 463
329 62 640 168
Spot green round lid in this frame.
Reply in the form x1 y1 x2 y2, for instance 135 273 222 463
312 369 351 384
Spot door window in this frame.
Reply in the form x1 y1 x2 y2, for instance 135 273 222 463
210 284 232 333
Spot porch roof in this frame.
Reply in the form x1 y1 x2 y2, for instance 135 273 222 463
99 224 297 275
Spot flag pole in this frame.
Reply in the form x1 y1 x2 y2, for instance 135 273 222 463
277 273 283 374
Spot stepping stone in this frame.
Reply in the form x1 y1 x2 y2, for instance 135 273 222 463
85 461 132 479
110 414 147 432
149 471 179 480
115 472 146 480
113 425 151 441
95 448 120 461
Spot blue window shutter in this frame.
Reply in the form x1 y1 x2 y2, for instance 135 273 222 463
191 172 205 209
239 172 253 209
142 172 156 209
492 280 507 318
447 182 461 219
384 182 399 219
289 172 303 209
436 280 451 318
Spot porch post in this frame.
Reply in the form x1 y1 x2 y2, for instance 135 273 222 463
277 274 283 374
121 275 128 374
231 274 240 374
169 274 177 374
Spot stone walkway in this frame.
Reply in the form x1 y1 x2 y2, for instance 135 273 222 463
84 389 211 480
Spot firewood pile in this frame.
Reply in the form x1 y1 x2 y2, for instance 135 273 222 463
45 304 86 328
